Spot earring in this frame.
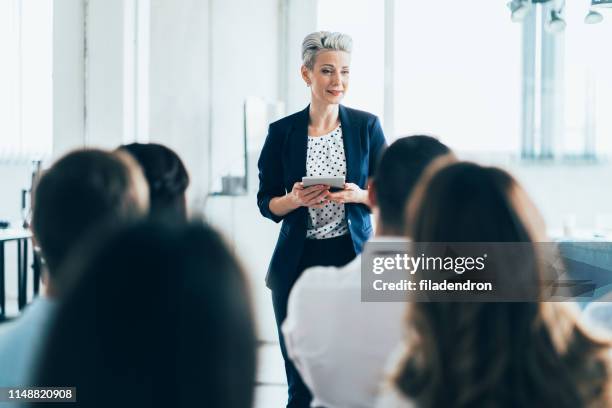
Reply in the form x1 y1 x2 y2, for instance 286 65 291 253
306 82 311 87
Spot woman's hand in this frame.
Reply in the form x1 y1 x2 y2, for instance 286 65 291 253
327 183 369 206
288 182 330 209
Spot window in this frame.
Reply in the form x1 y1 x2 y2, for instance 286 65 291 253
317 0 521 151
0 0 53 160
562 1 612 156
394 1 522 152
312 1 610 158
317 0 385 120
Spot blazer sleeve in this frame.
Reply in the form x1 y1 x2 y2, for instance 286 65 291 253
368 116 387 177
257 124 286 223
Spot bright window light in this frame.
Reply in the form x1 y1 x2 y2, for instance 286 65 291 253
0 0 53 160
394 1 522 153
563 0 612 156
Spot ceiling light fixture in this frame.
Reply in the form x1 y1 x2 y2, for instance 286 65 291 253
584 9 604 23
546 9 566 32
507 0 607 28
507 0 532 22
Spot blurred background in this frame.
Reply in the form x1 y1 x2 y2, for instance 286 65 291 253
1 0 612 403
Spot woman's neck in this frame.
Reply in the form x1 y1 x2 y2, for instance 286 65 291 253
308 102 339 134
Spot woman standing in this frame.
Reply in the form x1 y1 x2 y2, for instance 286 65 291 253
257 31 386 407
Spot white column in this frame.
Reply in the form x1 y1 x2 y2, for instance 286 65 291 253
383 0 394 140
52 0 86 158
521 7 536 158
85 0 126 149
285 0 317 114
540 6 564 159
148 0 211 204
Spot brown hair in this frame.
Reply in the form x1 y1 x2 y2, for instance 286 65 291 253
32 149 148 277
118 143 189 221
393 161 612 408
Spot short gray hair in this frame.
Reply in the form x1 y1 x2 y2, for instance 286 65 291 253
301 31 353 70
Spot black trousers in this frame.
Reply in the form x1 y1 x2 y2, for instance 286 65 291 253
271 234 356 408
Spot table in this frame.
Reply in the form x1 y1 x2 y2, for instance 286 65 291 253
0 229 40 320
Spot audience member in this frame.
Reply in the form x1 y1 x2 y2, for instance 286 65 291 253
32 221 257 408
118 143 190 221
0 149 149 387
377 162 612 408
282 136 451 408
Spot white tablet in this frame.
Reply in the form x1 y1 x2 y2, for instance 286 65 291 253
302 176 345 190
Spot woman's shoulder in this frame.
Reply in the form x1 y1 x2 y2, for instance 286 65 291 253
269 107 308 131
341 105 379 125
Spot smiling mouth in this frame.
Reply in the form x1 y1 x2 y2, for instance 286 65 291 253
327 90 343 96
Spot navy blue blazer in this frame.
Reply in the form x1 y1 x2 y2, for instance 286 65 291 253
257 105 386 293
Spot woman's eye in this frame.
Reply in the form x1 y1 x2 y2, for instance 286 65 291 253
342 71 350 75
322 69 332 74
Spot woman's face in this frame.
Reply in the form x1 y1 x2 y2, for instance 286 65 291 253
302 50 350 106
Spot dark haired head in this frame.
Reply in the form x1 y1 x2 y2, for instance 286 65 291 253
32 221 256 408
31 149 148 279
373 135 450 235
118 143 189 221
394 162 612 407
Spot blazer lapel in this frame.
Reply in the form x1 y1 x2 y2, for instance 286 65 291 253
339 105 358 184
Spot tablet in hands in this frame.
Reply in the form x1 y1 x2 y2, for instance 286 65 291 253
302 176 345 191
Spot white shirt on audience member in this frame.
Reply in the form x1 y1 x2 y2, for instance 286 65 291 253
0 297 56 387
282 237 408 408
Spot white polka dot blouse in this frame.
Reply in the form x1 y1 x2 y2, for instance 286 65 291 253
305 124 349 240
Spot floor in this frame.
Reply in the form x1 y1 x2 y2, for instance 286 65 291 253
255 342 288 407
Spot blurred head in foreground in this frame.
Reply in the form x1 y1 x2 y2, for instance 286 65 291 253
31 149 149 296
33 221 256 408
391 161 612 408
369 135 451 236
118 143 190 221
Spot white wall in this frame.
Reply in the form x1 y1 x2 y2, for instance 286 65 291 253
52 0 85 158
284 0 317 114
52 0 137 154
45 0 298 203
208 0 282 192
85 0 125 149
148 0 211 206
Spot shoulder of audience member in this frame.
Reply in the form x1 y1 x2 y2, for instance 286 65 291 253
293 260 360 297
